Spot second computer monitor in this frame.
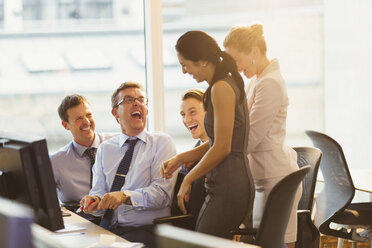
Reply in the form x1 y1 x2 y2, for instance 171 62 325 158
0 132 64 231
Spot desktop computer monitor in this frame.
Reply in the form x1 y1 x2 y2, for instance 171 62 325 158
0 197 34 248
155 224 258 248
0 131 64 231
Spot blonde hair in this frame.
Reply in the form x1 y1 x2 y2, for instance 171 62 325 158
223 24 267 56
181 88 205 102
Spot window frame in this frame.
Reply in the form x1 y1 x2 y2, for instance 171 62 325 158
144 0 165 132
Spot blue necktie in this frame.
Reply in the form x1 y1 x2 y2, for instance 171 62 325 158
100 138 138 229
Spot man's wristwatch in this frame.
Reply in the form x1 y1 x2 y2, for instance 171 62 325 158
123 191 132 205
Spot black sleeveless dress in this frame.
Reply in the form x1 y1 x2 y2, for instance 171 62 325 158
195 76 255 238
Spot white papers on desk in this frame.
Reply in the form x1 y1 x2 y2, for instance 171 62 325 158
54 223 87 233
87 242 144 248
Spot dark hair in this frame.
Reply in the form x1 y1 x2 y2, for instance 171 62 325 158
58 94 90 122
111 81 144 108
175 30 245 109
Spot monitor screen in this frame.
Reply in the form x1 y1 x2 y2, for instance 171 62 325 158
0 131 64 231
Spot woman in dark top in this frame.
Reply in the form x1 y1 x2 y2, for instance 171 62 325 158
163 30 254 238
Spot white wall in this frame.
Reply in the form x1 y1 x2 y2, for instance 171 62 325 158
324 0 372 169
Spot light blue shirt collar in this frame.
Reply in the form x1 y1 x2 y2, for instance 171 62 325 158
118 130 147 147
72 132 100 157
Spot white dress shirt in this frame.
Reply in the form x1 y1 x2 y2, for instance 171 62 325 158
89 130 177 227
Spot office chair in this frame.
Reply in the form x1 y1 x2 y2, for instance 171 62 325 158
306 130 372 247
153 172 206 230
232 165 311 248
294 147 322 248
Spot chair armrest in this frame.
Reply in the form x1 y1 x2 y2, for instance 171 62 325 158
153 214 193 225
230 227 258 236
297 209 311 216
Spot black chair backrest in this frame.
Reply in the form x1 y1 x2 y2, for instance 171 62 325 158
294 147 322 248
171 173 185 216
255 165 311 248
305 130 355 236
168 171 207 230
294 147 322 212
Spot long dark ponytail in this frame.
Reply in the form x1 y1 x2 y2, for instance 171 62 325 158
176 30 245 109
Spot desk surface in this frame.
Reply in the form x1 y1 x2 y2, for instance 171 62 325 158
32 210 260 248
317 169 372 194
32 209 130 247
349 169 372 194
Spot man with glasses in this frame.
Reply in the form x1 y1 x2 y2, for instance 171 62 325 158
51 94 116 215
80 81 177 247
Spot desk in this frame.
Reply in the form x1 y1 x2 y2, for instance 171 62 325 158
32 209 130 247
349 169 372 194
317 169 372 194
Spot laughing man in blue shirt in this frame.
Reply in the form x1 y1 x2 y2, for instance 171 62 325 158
81 81 177 247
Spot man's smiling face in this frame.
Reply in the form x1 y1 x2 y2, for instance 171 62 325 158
62 102 95 146
112 87 148 136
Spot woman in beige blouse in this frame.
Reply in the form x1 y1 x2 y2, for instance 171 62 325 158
224 24 301 248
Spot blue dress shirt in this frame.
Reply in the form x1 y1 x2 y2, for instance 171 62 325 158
89 130 177 227
50 132 117 203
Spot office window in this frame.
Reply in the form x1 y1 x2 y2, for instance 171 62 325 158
22 0 113 20
0 0 3 26
1 0 324 154
23 0 43 20
162 0 324 152
63 50 112 71
56 0 113 20
0 0 146 152
20 51 68 73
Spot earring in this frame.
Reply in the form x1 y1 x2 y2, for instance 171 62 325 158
251 60 255 65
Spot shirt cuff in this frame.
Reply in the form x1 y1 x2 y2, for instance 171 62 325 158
127 190 144 208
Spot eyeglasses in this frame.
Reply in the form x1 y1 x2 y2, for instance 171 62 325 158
115 97 148 107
